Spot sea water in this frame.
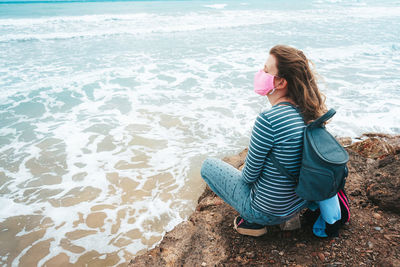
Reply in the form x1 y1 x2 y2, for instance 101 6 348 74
0 0 399 265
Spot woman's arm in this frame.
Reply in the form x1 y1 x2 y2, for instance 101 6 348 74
242 113 274 183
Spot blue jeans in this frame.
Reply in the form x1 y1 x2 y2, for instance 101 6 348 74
200 158 306 225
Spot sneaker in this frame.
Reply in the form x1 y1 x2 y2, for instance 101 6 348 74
279 213 301 231
233 216 267 237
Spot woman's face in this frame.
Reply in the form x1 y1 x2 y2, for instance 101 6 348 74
263 54 279 77
264 54 282 89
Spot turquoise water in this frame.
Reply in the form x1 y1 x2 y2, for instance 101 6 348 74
1 0 400 265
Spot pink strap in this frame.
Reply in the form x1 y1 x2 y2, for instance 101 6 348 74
338 191 350 222
339 190 349 206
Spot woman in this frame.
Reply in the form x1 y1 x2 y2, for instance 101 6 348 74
200 45 327 236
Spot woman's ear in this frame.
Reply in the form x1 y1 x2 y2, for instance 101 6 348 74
277 77 288 90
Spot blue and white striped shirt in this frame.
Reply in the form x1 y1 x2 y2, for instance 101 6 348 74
242 104 307 216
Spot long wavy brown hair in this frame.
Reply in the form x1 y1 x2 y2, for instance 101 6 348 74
270 45 327 124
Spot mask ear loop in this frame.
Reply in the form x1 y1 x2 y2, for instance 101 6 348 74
268 75 283 95
268 88 276 95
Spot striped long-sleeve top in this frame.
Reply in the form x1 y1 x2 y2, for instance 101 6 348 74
242 104 307 216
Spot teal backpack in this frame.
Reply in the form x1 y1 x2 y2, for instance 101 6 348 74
270 108 349 201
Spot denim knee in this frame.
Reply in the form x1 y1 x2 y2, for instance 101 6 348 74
200 157 218 181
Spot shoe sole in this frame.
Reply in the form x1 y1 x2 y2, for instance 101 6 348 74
233 217 267 237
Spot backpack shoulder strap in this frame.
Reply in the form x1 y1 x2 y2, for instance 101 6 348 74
269 153 298 183
309 109 336 128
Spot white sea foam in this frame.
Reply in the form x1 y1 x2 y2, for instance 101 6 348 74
203 4 227 9
0 198 35 221
1 7 400 42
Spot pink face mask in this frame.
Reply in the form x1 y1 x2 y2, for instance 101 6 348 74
254 69 276 96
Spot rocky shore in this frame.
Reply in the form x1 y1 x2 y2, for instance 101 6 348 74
129 134 400 266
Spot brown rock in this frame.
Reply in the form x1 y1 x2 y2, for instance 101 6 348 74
128 211 229 266
318 252 325 262
337 136 353 147
346 135 400 214
349 138 391 159
349 134 400 159
378 155 397 168
296 243 306 248
373 213 382 220
196 195 224 211
222 148 248 168
246 251 255 258
366 163 400 214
